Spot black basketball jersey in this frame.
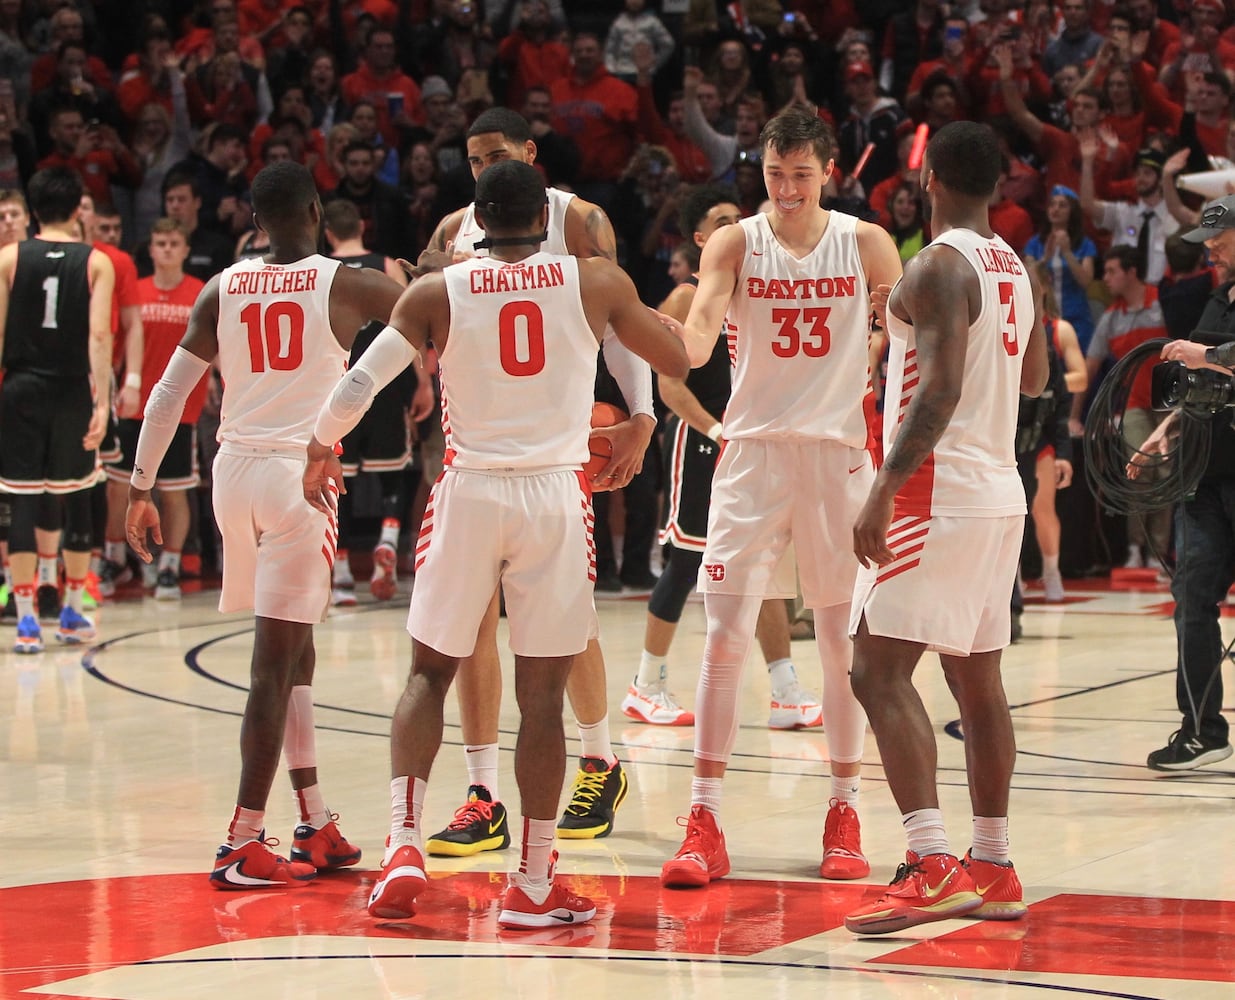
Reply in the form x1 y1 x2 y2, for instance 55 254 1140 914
682 276 732 420
335 251 417 403
3 239 94 378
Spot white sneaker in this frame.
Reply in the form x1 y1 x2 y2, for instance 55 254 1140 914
621 679 694 726
1042 569 1065 602
769 679 823 730
332 586 357 607
1123 546 1144 569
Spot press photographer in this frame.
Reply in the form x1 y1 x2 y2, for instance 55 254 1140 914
1126 194 1235 772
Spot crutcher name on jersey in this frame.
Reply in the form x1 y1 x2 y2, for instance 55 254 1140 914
975 246 1023 275
226 268 319 295
745 276 857 300
469 261 565 295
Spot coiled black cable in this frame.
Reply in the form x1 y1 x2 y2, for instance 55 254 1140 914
1082 338 1213 514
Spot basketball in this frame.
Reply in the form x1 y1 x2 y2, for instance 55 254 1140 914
584 402 628 482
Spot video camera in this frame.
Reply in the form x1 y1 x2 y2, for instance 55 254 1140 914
1151 332 1235 416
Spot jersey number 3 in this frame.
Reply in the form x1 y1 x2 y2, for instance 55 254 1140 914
499 300 545 377
243 301 305 372
999 281 1019 356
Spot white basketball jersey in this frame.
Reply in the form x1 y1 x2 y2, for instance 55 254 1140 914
723 211 872 444
455 186 573 257
883 228 1031 517
215 255 347 451
440 253 598 469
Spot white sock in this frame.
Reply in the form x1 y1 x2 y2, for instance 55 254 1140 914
464 743 500 800
387 775 426 861
515 816 557 901
294 783 330 829
37 555 58 588
577 717 616 766
333 552 353 585
904 808 950 858
690 775 723 816
971 816 1010 864
226 805 264 847
636 650 665 687
64 576 87 614
104 540 126 565
767 657 795 691
830 772 860 807
379 517 400 549
1042 554 1059 575
158 549 181 575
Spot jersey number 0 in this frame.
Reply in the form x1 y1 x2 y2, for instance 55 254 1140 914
498 300 545 377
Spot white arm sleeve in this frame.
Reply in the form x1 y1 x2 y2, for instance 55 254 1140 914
131 347 211 490
312 325 419 446
602 327 654 418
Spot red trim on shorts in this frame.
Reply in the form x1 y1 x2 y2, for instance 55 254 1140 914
414 471 445 572
576 470 597 582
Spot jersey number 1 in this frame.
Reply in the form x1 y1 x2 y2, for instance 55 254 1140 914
242 302 305 372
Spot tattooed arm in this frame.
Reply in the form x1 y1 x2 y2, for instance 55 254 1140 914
853 245 974 567
564 197 618 261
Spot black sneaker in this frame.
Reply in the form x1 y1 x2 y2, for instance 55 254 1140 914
557 757 628 839
37 584 62 624
97 558 133 598
594 572 622 594
425 785 510 857
1147 730 1234 771
154 568 181 601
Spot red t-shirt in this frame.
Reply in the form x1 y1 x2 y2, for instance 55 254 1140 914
550 70 638 184
340 63 423 145
135 275 209 424
93 242 139 366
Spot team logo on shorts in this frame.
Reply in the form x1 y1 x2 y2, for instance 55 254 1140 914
704 563 726 582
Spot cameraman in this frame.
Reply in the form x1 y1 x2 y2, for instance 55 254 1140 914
1131 195 1235 771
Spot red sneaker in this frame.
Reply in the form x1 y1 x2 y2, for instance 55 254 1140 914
291 817 362 870
963 850 1027 920
819 798 870 880
844 851 982 935
498 856 596 930
367 843 427 919
370 542 398 601
660 804 730 888
210 837 316 890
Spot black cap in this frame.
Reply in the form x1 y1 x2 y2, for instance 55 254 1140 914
1135 147 1166 174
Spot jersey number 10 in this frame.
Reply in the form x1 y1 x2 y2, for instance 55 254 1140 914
242 301 305 372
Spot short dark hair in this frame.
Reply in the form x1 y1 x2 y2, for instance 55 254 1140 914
1203 71 1232 98
250 161 318 228
56 39 87 61
474 160 546 232
162 170 200 198
467 107 532 143
93 201 120 219
208 123 246 150
759 106 836 168
1164 231 1205 275
323 198 362 240
926 121 1001 198
341 140 375 161
921 71 957 103
1105 243 1142 278
679 183 740 238
26 167 84 225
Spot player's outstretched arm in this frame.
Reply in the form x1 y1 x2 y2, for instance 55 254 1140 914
853 246 971 568
1020 263 1050 397
581 259 688 378
85 248 116 450
0 243 14 364
682 223 743 367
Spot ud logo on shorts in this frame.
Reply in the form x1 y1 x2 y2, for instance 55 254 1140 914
704 564 725 582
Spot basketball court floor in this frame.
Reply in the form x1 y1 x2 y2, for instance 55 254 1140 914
2 575 1233 998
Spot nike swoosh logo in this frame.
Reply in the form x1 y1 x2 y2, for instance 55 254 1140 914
550 912 576 923
975 882 996 897
923 870 955 900
215 861 276 886
751 251 763 256
489 820 503 835
848 464 866 474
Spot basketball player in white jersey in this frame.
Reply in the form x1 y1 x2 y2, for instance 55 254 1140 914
303 160 688 927
845 121 1049 935
125 162 406 890
415 108 653 853
660 106 903 890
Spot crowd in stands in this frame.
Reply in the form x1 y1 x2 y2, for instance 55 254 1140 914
0 0 1230 594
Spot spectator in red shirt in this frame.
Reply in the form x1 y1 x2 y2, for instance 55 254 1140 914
187 52 258 132
880 0 947 103
341 27 424 147
550 32 638 211
1127 0 1180 66
117 31 178 127
29 6 111 94
633 42 710 185
905 14 974 118
313 122 359 193
28 41 126 159
36 108 142 208
971 28 1052 120
987 160 1035 255
1159 0 1235 100
495 0 571 111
